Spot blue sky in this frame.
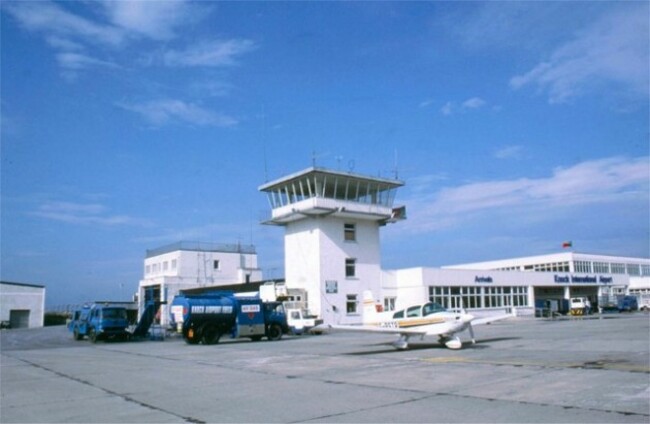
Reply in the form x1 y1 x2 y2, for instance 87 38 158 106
1 1 648 307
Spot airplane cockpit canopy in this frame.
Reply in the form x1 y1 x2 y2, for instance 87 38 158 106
422 302 446 316
392 302 447 319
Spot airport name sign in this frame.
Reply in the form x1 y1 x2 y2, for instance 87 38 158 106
553 275 613 284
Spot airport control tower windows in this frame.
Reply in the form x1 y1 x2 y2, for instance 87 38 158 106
261 169 401 209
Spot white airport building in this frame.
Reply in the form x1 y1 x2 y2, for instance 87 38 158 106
380 253 648 319
138 241 262 325
139 166 650 326
0 281 46 328
258 167 649 324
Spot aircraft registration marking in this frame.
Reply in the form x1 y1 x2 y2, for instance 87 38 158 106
378 317 445 329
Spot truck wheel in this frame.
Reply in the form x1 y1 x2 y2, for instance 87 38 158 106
73 329 83 341
89 329 98 343
267 324 283 341
201 325 221 345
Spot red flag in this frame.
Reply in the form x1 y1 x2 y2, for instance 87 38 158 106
562 241 572 248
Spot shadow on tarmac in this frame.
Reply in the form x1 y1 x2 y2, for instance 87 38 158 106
343 336 522 355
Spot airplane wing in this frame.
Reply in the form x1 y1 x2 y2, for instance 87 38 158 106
471 314 512 326
318 324 428 336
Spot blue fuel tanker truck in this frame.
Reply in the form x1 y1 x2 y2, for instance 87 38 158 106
170 292 289 345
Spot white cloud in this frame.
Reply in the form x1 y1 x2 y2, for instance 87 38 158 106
494 145 524 160
4 1 124 46
419 99 435 108
31 201 149 226
440 97 487 116
440 102 454 116
100 0 192 41
4 0 215 78
402 156 649 232
510 5 649 103
163 39 258 67
462 97 486 109
118 99 238 127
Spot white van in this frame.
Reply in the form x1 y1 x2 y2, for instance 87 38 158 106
570 297 591 315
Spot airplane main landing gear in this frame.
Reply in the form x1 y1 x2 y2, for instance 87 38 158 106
392 335 410 350
440 335 462 349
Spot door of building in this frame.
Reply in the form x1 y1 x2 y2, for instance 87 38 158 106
9 310 30 328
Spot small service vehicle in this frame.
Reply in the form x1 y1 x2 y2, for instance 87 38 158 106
286 308 323 335
570 297 591 316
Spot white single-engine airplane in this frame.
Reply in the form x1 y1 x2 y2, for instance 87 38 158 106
322 291 512 350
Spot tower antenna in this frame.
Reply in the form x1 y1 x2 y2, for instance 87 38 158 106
393 149 399 179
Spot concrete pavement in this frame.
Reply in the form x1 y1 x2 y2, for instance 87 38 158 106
1 314 649 423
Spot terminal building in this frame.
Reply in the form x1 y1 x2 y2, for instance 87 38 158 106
381 252 648 319
138 166 650 325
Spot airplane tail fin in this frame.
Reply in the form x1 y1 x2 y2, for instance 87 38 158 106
362 290 380 324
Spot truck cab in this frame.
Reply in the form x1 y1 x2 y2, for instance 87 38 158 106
617 296 638 312
285 308 323 335
68 304 130 342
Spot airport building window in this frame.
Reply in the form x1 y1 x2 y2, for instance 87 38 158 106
642 265 650 276
428 286 529 310
626 264 641 276
611 263 626 274
593 262 610 273
485 287 502 308
384 297 396 311
346 294 358 314
460 287 481 309
171 259 177 270
344 223 356 242
345 258 356 278
213 260 220 270
574 261 592 273
512 286 528 306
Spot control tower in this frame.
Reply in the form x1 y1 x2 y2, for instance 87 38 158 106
259 167 405 324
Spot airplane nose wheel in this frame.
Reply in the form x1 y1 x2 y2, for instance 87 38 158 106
440 336 462 349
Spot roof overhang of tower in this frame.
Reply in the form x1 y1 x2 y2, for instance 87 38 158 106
259 167 404 192
259 167 406 226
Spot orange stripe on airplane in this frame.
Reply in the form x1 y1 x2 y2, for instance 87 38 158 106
398 317 445 327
